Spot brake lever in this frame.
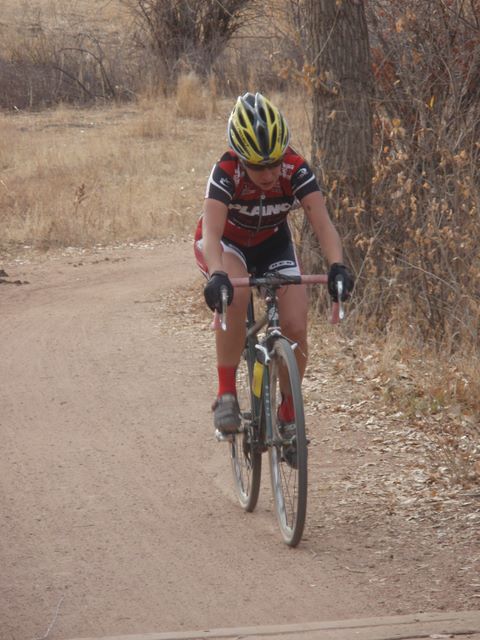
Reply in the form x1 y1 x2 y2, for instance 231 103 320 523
220 286 228 331
336 279 345 321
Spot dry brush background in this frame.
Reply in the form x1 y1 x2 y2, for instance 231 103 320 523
1 0 479 494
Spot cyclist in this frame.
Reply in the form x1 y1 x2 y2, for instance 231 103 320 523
194 92 353 435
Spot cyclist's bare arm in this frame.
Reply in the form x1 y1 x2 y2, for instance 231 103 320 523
300 191 344 266
202 199 228 275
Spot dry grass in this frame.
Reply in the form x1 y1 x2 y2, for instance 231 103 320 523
0 82 312 251
0 88 231 249
176 73 210 120
0 0 128 47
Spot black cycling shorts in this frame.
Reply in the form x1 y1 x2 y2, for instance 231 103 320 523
220 223 301 276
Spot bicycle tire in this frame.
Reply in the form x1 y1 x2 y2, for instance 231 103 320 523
230 345 262 512
267 337 307 546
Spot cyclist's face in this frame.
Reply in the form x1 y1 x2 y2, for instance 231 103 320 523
243 161 282 191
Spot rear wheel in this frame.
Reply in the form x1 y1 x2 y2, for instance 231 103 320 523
230 347 262 512
268 337 307 546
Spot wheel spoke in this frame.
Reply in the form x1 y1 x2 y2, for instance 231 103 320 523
230 348 261 512
268 338 307 546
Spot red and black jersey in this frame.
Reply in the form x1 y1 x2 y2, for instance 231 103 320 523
200 147 320 247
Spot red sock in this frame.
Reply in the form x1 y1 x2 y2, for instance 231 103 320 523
278 394 295 422
217 366 237 397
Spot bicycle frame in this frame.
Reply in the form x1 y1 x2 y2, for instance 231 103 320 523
222 272 341 445
243 283 294 450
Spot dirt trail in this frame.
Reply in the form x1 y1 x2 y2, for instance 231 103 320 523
1 240 478 640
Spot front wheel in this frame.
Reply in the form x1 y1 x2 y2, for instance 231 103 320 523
268 337 307 547
230 348 262 512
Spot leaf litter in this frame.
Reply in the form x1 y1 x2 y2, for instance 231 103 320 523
156 281 479 614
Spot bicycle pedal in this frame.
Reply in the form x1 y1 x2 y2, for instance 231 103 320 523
215 429 234 443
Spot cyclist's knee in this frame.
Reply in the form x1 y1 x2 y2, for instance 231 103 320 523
282 318 307 343
280 303 307 337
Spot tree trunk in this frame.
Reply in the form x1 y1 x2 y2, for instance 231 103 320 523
301 0 373 274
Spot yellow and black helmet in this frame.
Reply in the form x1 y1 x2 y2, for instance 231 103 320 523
227 92 290 165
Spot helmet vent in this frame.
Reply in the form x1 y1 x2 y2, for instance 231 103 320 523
244 130 260 153
257 125 269 152
238 111 247 128
271 123 278 147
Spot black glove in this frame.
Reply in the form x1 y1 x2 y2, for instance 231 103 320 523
327 263 354 302
204 271 234 312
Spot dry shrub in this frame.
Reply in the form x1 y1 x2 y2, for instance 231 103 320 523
345 0 480 356
125 0 253 90
214 1 304 97
297 0 480 482
208 75 219 116
176 73 209 119
0 0 306 109
129 95 169 139
0 1 138 109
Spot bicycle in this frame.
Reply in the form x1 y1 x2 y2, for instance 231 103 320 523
215 272 343 547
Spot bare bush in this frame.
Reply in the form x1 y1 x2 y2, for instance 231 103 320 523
0 4 139 108
346 0 480 351
0 1 308 107
125 0 253 92
176 72 211 119
216 0 306 95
